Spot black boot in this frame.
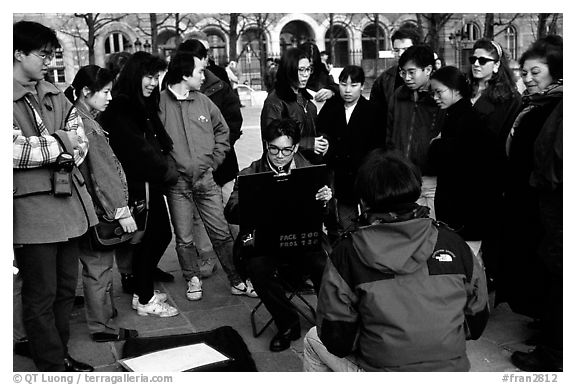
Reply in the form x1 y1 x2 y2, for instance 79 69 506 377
269 324 301 352
64 355 94 372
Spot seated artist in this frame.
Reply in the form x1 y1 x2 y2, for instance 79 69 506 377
225 118 332 352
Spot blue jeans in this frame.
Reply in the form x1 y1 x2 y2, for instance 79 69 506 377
417 176 437 220
303 327 364 372
167 172 240 285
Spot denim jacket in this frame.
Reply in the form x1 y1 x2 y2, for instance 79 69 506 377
76 102 130 221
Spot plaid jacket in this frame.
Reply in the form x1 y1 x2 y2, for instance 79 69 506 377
13 82 88 168
13 78 97 244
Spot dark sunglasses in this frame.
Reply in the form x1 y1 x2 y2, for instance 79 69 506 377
468 56 496 66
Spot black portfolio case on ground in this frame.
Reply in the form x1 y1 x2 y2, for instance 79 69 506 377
121 326 257 372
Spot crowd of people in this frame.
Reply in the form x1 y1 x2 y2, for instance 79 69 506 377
13 19 562 373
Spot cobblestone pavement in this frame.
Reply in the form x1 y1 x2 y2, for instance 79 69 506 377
13 104 536 373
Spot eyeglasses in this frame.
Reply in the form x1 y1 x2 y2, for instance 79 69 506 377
267 144 295 156
431 88 449 98
468 56 496 66
399 68 421 79
298 66 313 74
30 51 55 63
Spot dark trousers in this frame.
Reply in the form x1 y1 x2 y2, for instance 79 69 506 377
245 250 326 331
133 190 173 304
538 189 563 363
14 238 80 371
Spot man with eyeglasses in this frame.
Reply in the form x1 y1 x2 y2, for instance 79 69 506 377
13 20 98 372
386 45 444 219
225 118 332 353
369 24 421 122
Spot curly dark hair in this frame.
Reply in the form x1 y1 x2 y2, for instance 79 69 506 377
519 35 563 82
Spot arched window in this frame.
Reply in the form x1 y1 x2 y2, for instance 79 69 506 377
362 24 387 59
105 32 131 54
325 25 349 67
461 22 481 41
280 20 314 54
205 28 227 65
504 25 517 59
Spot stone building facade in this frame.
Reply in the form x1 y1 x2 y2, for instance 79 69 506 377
13 13 563 90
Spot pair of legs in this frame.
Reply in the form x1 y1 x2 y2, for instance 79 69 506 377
132 189 173 305
303 327 364 372
14 238 81 371
167 173 241 285
191 179 239 275
417 176 437 220
244 250 326 332
78 235 120 336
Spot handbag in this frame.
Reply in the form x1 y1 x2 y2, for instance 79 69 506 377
90 182 149 250
90 217 135 251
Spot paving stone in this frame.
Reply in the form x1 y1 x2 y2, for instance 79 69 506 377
251 351 303 372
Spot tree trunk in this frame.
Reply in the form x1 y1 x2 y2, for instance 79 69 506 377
426 14 440 54
174 13 182 46
87 13 95 65
256 14 268 89
549 13 559 35
329 13 336 66
374 13 379 76
150 13 158 54
229 13 239 61
537 13 550 39
484 13 494 39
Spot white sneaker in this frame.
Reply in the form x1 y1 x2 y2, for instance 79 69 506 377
231 280 258 298
132 290 167 310
186 277 203 301
136 296 179 317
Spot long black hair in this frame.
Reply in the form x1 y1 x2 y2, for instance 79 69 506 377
64 65 115 104
275 47 310 101
112 51 167 111
468 38 517 103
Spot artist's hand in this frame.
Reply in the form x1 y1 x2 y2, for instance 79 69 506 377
119 216 137 233
314 136 329 155
314 88 334 102
315 185 332 205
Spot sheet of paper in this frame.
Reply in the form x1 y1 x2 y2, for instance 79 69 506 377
306 88 326 112
120 343 230 372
